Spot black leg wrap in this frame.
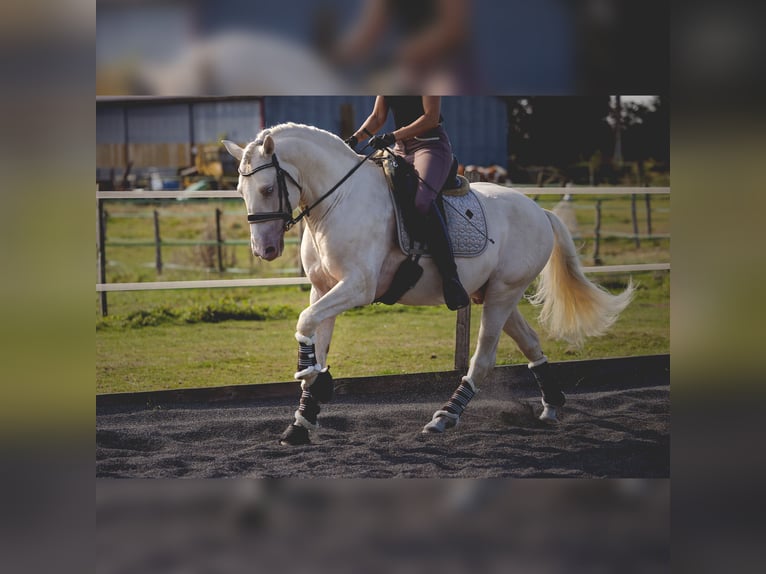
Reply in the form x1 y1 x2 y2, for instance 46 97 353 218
442 380 476 417
279 424 310 446
298 389 321 425
297 341 317 372
310 368 334 403
530 362 566 407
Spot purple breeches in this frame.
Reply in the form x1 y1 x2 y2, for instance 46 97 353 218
394 125 453 215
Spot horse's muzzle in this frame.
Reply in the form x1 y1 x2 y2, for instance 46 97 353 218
261 244 282 261
252 236 284 261
251 222 285 261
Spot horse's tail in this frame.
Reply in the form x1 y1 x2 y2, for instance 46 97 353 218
529 209 635 347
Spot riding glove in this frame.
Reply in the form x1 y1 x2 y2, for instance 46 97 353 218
344 136 357 150
369 132 396 150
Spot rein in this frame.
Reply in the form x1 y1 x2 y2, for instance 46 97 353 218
241 145 378 231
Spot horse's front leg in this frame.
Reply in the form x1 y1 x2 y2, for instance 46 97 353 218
280 276 374 446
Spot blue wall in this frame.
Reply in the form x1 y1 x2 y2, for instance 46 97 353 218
263 96 507 166
96 96 509 175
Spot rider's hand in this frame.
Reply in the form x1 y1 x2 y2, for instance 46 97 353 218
344 136 357 150
369 132 396 150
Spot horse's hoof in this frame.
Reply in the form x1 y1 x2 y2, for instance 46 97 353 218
539 405 559 423
422 412 459 433
279 424 311 446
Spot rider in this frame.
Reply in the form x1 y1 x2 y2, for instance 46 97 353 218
345 95 469 310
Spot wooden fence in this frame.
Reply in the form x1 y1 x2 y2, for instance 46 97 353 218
96 187 670 370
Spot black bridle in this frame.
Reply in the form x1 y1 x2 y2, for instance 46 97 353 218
240 153 302 228
240 146 378 231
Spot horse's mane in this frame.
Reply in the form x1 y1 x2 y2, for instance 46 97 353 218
244 122 354 166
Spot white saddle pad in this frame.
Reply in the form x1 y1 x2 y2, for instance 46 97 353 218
389 188 489 258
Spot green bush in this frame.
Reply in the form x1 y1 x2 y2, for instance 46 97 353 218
97 299 299 330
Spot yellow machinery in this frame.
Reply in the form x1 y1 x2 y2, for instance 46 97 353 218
180 144 237 190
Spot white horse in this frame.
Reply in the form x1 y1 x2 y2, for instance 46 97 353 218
223 123 634 446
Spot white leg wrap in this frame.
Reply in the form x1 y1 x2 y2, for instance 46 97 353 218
528 355 548 369
295 332 315 345
422 409 459 433
432 409 460 422
295 363 322 381
460 376 478 393
294 410 319 431
539 399 559 423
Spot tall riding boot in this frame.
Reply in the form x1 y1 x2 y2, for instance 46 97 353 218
425 200 470 310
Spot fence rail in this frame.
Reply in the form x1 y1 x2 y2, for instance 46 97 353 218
97 186 670 370
95 263 669 293
96 186 670 311
96 187 670 201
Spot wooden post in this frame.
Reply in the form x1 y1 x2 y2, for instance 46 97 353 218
298 220 306 277
631 193 640 248
153 209 163 275
454 304 471 371
97 196 108 316
593 199 603 265
215 208 224 272
645 193 654 244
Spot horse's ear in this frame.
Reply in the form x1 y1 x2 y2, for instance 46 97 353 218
262 134 275 155
221 140 244 162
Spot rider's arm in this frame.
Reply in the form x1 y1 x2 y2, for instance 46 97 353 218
353 96 389 143
391 96 441 141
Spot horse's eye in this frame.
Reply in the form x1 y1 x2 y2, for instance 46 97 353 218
261 185 274 196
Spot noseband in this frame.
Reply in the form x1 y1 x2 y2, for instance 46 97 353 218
239 153 303 230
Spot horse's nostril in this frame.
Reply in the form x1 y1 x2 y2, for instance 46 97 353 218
265 246 276 255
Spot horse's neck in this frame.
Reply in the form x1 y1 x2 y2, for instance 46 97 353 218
277 133 363 213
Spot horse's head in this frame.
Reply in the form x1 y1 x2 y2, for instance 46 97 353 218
222 134 298 261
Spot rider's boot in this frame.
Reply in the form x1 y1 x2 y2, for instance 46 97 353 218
424 199 469 311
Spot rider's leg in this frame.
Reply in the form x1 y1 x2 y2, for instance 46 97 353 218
407 138 469 311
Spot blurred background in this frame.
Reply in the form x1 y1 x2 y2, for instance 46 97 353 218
96 0 668 95
95 479 670 573
6 0 766 571
95 95 667 192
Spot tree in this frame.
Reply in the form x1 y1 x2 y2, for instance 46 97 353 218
505 96 612 169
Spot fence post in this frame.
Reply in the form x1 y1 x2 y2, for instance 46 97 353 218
631 193 640 248
97 195 108 316
645 192 654 244
454 305 471 371
297 220 306 277
593 199 602 265
153 209 163 274
215 208 224 272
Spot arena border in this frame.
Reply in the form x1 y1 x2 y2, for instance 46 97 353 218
96 354 669 411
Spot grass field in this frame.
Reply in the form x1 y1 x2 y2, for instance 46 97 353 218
96 271 669 394
96 193 669 394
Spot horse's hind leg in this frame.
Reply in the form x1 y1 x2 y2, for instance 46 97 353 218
423 289 519 433
502 308 565 422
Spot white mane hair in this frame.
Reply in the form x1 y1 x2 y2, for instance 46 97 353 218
243 123 353 166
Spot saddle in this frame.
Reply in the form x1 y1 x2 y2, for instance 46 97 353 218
376 152 488 257
373 152 489 305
